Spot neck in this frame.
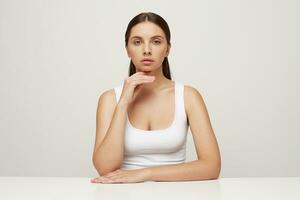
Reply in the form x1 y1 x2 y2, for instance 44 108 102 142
136 68 170 92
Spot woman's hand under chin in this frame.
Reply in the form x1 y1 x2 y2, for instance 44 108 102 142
90 168 151 184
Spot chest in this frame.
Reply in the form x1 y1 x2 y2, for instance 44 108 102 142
127 91 175 131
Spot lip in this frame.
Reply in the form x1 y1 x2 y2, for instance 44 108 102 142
141 58 154 62
141 61 154 65
141 59 154 65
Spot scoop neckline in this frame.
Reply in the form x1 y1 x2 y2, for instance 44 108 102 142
126 81 177 133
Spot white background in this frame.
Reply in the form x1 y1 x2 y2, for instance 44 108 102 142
0 0 299 177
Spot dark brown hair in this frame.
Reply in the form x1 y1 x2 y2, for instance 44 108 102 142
125 12 172 80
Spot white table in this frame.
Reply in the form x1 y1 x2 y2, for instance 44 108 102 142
0 177 299 200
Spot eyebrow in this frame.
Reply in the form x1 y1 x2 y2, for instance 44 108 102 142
130 35 164 40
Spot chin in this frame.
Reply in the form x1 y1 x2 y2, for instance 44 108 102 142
136 70 151 74
136 65 159 74
137 67 152 73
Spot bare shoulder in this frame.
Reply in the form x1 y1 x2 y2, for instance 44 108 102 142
183 85 207 119
97 88 117 110
184 84 202 97
98 88 115 100
184 85 204 108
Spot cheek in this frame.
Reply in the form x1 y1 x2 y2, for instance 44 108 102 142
154 48 168 59
128 47 141 58
157 45 168 54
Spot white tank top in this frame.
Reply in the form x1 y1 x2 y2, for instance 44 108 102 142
114 81 189 170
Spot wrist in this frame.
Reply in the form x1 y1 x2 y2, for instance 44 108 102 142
143 168 153 181
117 100 129 108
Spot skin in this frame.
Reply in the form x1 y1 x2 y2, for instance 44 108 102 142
91 21 221 184
124 21 175 131
125 21 171 92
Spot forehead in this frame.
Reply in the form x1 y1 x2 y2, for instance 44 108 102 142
129 21 165 39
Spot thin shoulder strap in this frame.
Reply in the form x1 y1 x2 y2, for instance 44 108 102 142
114 84 123 103
176 81 187 121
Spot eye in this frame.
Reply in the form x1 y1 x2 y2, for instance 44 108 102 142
153 40 161 44
133 40 141 45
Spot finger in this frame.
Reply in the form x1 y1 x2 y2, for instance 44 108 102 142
90 176 102 182
135 72 145 74
106 174 126 181
102 176 127 184
131 78 155 86
131 72 145 78
129 76 155 82
136 74 155 78
102 170 117 176
90 177 105 183
102 172 115 177
90 176 112 183
102 169 122 177
133 78 155 84
103 171 122 179
111 177 128 183
139 76 155 79
133 71 154 77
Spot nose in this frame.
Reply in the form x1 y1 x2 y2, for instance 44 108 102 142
143 44 151 56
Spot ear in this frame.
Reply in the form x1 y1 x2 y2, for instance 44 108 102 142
165 44 171 57
126 46 131 58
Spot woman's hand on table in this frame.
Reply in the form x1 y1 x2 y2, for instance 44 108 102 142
90 168 151 184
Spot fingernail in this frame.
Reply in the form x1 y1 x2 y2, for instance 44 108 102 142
91 178 103 183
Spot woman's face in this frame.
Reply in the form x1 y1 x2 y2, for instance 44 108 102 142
126 21 170 73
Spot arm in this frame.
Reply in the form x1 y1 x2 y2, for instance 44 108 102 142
147 85 221 181
91 85 221 184
92 89 128 176
146 159 219 181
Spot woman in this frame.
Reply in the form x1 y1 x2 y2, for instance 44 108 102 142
91 12 221 184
